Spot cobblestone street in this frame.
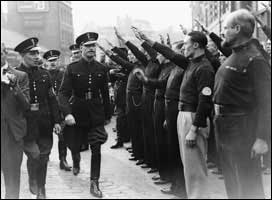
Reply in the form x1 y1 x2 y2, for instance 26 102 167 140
1 118 271 199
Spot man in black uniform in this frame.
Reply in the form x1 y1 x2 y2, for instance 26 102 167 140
161 41 187 197
213 9 271 199
135 55 174 183
137 29 214 198
68 44 89 152
97 41 145 165
107 46 129 149
15 38 61 199
43 50 72 172
59 32 111 198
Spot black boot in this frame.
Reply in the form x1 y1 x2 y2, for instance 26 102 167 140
37 187 46 199
110 141 123 149
72 154 80 176
29 178 38 195
27 158 38 195
59 157 72 171
90 179 103 198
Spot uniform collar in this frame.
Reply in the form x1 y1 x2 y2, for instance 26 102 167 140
20 63 39 73
81 57 96 65
190 53 206 63
232 39 252 53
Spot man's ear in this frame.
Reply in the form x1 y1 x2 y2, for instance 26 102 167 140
234 24 241 34
193 42 199 49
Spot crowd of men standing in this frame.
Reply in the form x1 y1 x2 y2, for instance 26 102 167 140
1 7 271 200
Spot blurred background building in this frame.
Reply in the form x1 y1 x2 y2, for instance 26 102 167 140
1 1 74 66
191 1 271 43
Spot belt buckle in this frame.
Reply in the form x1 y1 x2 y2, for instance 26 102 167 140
30 103 39 111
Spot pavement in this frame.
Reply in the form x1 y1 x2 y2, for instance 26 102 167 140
1 117 271 199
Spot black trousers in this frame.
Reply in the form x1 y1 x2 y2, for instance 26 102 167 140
207 113 222 170
154 97 168 179
1 129 23 199
90 144 101 180
116 105 128 143
58 134 69 160
64 125 107 180
165 100 186 189
142 90 157 168
126 92 144 160
214 114 265 199
24 134 53 188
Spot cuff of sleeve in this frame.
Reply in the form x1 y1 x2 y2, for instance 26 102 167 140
192 118 207 128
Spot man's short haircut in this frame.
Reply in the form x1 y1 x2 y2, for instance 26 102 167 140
187 31 208 49
229 9 255 38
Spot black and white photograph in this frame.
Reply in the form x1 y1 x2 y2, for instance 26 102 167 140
1 1 271 199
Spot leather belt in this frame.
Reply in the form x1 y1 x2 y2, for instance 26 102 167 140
29 102 48 111
165 98 179 102
74 92 100 101
214 104 247 115
155 95 165 101
179 103 197 112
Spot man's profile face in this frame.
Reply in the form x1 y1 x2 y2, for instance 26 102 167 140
222 17 239 48
183 35 195 58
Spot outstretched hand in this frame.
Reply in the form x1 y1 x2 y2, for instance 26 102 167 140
159 34 165 44
97 43 112 56
194 19 209 34
131 26 143 41
114 27 126 43
96 43 106 52
179 24 188 35
105 39 114 48
166 33 172 48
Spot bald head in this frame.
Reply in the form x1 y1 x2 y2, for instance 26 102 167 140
222 9 255 48
225 9 255 38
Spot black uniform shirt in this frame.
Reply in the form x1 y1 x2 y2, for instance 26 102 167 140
214 40 271 140
147 62 174 99
126 41 160 94
165 66 184 101
109 54 143 94
17 64 61 124
152 42 214 128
